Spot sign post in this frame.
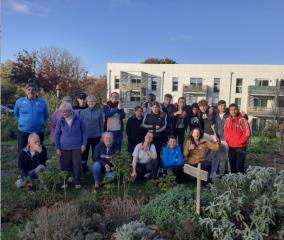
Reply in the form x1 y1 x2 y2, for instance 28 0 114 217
183 163 208 215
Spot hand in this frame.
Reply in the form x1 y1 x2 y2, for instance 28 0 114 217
56 149 61 156
105 164 111 172
156 125 160 129
131 170 137 178
34 144 43 153
81 145 86 152
188 143 196 150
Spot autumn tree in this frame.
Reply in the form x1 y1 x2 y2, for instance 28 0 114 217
142 58 177 64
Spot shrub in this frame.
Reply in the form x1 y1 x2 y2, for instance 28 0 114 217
113 221 156 240
77 189 102 217
1 116 17 141
141 185 196 229
157 171 177 192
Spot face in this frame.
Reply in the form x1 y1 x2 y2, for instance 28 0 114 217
164 97 171 105
168 138 177 149
28 137 40 150
62 110 72 119
192 107 198 115
218 104 226 113
152 105 159 114
135 108 143 118
199 105 208 113
178 99 186 108
148 95 154 103
111 93 119 102
77 97 86 107
145 132 154 142
192 129 200 140
87 100 96 108
229 106 238 118
26 87 36 100
103 134 113 145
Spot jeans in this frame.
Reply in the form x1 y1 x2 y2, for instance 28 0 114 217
82 137 100 174
228 147 247 174
211 141 228 176
110 131 123 152
16 165 45 188
92 161 114 183
17 131 44 155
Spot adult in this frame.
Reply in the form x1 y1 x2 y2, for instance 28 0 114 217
55 102 87 189
80 95 104 175
224 103 251 174
142 101 167 165
92 132 116 188
50 96 72 145
162 136 184 182
142 93 162 116
183 128 220 172
15 133 47 188
172 97 189 151
211 100 230 177
131 131 159 180
198 99 215 139
161 94 176 136
103 92 125 152
14 83 49 154
73 92 87 114
189 103 203 131
126 106 146 154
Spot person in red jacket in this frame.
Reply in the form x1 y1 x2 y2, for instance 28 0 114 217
224 103 251 174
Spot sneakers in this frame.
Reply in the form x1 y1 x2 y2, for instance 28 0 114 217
67 177 74 183
75 184 81 189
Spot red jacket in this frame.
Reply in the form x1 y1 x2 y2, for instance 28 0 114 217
224 115 251 148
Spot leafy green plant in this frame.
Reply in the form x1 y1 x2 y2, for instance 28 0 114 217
157 171 177 192
1 116 17 141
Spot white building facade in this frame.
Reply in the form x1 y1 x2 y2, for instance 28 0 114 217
107 63 284 130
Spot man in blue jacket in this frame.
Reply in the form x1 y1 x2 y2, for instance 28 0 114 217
14 83 49 154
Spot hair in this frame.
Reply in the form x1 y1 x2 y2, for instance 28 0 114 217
151 101 160 108
111 92 119 97
59 102 73 112
191 103 199 109
198 99 208 107
168 135 177 141
102 131 113 139
164 93 173 99
28 133 40 142
148 93 156 100
189 127 203 146
134 106 142 111
228 103 239 110
86 95 96 102
25 82 37 90
218 100 226 106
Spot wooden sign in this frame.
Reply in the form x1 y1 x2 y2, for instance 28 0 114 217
183 163 208 215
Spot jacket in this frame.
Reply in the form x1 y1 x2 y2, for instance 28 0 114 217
55 113 87 150
18 146 47 177
162 144 184 170
142 112 167 138
14 96 49 133
189 113 204 131
80 107 104 138
103 102 125 132
200 111 215 135
93 142 116 168
214 112 229 141
126 115 146 146
183 139 220 165
224 115 251 148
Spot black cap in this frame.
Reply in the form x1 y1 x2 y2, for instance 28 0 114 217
77 92 87 99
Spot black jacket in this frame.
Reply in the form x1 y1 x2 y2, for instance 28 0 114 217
172 105 191 130
126 115 146 152
200 111 215 135
142 112 167 138
161 103 177 135
18 146 47 177
93 142 116 168
189 113 204 131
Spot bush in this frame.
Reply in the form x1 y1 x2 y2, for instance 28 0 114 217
141 185 196 229
113 221 156 240
157 171 177 192
1 116 17 141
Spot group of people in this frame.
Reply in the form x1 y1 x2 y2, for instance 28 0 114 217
14 82 251 190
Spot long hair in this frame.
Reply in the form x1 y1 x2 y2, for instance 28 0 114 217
189 127 203 147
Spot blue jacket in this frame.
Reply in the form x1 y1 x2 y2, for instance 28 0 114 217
80 107 104 138
103 102 125 132
162 144 184 170
55 113 87 150
14 97 49 133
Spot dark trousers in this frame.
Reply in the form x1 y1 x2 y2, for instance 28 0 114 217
60 149 82 184
153 137 165 166
128 141 140 154
228 147 246 174
111 131 123 152
135 159 159 181
173 128 185 152
82 137 100 174
18 131 44 155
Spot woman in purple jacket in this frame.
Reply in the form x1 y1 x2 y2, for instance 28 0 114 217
55 102 87 189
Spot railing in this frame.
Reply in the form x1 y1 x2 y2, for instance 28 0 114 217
247 106 284 116
248 86 284 96
183 85 208 93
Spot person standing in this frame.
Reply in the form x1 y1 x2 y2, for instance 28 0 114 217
161 94 176 136
126 106 146 154
142 93 162 116
189 103 203 131
14 83 49 154
104 92 125 152
224 103 251 174
55 102 87 189
80 96 104 175
73 92 87 115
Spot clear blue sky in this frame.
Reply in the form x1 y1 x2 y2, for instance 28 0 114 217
2 0 284 75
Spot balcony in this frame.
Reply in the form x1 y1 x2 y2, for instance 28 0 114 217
183 85 208 95
248 86 284 96
247 106 284 117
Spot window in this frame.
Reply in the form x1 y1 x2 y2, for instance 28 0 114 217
190 78 202 88
213 78 220 93
236 78 243 93
172 77 178 91
151 78 157 91
114 78 120 89
212 97 219 106
235 98 241 108
131 78 141 88
253 98 268 108
278 97 284 107
130 91 140 102
255 79 269 86
280 79 284 87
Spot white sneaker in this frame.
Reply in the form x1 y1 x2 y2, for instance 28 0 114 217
67 177 74 183
61 183 68 189
75 184 81 189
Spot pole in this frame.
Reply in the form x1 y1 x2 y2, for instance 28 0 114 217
229 72 233 103
196 163 201 215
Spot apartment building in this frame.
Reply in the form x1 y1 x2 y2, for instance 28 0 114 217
107 63 284 130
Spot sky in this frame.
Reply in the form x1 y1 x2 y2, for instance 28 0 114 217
2 0 284 75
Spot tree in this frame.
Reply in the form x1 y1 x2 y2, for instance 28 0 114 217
142 58 177 64
1 61 18 104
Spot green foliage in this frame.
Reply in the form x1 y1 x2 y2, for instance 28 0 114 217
142 57 177 64
199 166 284 239
157 171 177 192
1 116 18 141
77 189 102 217
113 221 156 240
248 135 278 154
141 185 196 229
